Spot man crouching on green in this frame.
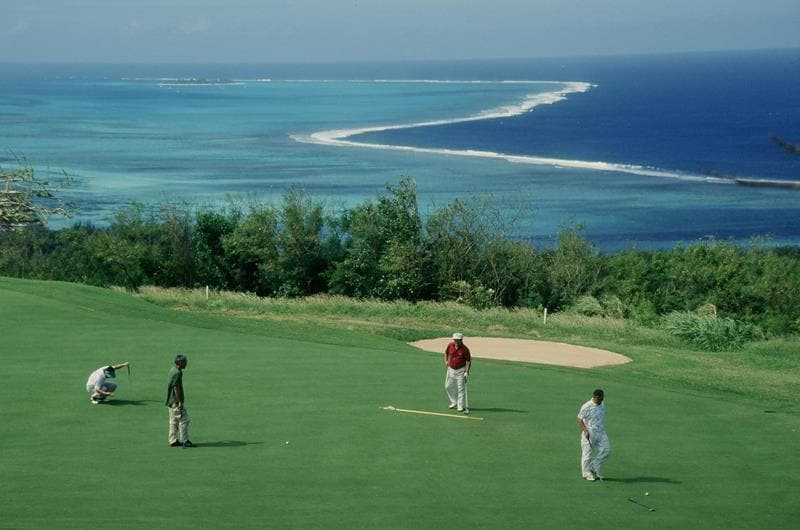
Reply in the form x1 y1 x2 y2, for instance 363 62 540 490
86 361 129 404
166 354 193 448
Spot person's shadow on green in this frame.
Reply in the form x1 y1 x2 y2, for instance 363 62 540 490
194 440 265 448
107 399 154 406
603 477 681 484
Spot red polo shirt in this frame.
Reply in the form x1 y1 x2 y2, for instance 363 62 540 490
445 342 471 369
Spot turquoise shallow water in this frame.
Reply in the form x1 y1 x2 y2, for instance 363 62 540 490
1 53 799 250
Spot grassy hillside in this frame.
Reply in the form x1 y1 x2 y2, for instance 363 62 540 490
1 278 798 528
136 286 800 405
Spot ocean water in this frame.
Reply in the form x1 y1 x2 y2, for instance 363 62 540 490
1 50 799 251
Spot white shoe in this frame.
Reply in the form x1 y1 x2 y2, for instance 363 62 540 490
460 409 469 414
584 475 596 481
448 403 457 409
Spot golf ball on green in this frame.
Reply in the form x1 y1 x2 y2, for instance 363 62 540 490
645 492 649 496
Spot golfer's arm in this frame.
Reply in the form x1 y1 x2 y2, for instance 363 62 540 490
173 386 183 406
465 359 471 375
578 419 590 437
112 361 129 370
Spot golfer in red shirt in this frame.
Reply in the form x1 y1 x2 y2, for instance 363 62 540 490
444 332 471 414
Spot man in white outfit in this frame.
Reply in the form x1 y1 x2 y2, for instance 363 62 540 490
444 332 471 414
85 361 129 404
577 388 611 481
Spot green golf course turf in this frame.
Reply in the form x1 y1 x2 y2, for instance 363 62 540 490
1 277 798 528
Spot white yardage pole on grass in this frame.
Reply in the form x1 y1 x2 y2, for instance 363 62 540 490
382 406 483 420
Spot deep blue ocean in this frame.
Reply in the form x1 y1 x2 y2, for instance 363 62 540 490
1 49 799 251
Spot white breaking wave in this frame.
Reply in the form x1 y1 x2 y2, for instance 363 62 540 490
159 82 248 87
371 79 565 85
293 80 732 184
152 78 271 87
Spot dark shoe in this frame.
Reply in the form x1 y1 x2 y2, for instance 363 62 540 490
182 440 195 448
170 441 182 447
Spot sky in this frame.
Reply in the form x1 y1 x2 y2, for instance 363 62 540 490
2 0 799 63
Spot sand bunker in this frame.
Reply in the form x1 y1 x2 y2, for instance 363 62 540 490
410 337 631 369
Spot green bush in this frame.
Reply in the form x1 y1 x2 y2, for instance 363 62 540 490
572 295 604 316
541 223 601 310
626 300 659 326
599 294 626 319
330 178 426 300
442 280 498 310
663 311 761 351
570 295 626 319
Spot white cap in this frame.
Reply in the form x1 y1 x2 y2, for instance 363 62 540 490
452 333 464 340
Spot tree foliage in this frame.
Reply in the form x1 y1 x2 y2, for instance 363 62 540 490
0 163 74 230
1 179 798 336
330 178 425 300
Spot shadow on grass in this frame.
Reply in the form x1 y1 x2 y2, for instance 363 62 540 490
603 476 682 484
107 399 157 406
195 440 264 448
469 407 528 414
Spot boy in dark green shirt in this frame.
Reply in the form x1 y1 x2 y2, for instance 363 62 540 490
166 354 193 447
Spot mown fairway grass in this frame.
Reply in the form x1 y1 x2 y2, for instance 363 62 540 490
1 277 798 529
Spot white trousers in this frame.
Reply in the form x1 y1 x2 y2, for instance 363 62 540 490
87 382 116 400
445 367 469 410
581 430 611 478
168 405 191 444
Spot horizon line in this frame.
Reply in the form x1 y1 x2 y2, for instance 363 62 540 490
1 46 798 66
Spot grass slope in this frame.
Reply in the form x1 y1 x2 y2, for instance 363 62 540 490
1 277 798 529
137 286 800 405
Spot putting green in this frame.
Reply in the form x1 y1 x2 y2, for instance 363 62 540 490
1 277 797 528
